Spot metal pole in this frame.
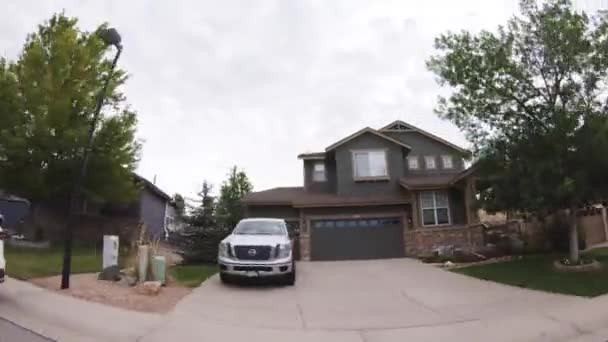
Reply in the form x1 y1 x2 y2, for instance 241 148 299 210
61 46 123 289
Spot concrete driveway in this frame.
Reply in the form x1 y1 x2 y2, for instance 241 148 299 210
3 259 608 342
141 259 597 342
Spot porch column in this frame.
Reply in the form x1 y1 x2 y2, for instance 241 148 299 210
464 177 479 225
411 191 420 229
464 179 472 225
299 209 311 261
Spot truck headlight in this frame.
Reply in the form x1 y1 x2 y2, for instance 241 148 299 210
218 242 229 258
277 243 292 259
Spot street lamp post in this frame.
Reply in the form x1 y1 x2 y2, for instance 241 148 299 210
61 28 123 290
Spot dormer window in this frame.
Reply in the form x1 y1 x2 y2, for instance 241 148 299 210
407 156 419 170
424 156 436 169
352 149 388 180
441 155 453 169
313 162 326 182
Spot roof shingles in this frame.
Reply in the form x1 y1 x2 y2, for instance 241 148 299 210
242 187 411 208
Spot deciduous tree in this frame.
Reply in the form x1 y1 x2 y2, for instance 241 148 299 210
427 0 608 262
0 13 140 207
216 167 252 229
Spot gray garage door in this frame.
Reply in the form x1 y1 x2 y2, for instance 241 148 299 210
310 217 404 261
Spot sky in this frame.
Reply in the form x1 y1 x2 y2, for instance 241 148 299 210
1 1 604 201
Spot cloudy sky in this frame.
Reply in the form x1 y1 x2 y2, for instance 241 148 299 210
1 1 603 200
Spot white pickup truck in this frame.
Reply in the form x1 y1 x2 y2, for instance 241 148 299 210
218 218 296 285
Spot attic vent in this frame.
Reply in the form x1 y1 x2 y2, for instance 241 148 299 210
386 122 411 130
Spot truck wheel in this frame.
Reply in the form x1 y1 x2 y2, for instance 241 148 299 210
285 262 296 286
220 273 231 285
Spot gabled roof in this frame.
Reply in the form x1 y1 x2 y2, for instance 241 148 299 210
399 175 458 190
399 166 478 190
297 152 326 160
242 186 411 208
325 127 412 152
242 187 302 205
380 120 469 154
133 173 172 202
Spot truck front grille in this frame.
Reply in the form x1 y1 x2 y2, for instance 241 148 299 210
234 245 272 260
233 266 272 272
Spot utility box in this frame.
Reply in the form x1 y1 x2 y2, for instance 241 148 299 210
151 255 166 285
102 235 119 269
138 245 150 281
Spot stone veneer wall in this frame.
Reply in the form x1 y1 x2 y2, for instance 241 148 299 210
403 225 484 256
299 232 311 261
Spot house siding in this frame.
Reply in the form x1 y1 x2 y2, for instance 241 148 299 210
303 159 335 193
334 133 406 196
449 188 467 226
383 131 465 175
139 187 167 238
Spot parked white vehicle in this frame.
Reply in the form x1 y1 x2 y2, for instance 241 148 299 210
0 215 7 283
218 218 295 285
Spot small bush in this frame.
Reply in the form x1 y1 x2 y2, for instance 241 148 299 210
168 227 231 263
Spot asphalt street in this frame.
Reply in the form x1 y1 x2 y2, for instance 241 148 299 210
0 317 53 342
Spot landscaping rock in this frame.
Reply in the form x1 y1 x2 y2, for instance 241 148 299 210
553 259 603 272
98 265 122 281
134 281 162 296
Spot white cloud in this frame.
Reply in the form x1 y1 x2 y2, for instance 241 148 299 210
1 0 531 198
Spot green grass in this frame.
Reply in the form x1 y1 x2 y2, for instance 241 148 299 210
452 248 608 297
4 244 103 280
169 264 218 288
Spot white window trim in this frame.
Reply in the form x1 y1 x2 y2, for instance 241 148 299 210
424 156 437 169
351 149 389 181
441 155 453 169
407 156 419 170
312 162 326 182
420 191 451 227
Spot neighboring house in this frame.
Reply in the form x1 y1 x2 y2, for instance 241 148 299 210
130 174 177 239
0 192 30 230
242 120 481 261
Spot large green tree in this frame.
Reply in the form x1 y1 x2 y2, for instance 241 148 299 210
0 13 140 206
427 0 608 262
216 167 253 229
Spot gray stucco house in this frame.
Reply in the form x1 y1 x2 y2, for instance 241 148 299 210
242 120 481 261
132 174 178 239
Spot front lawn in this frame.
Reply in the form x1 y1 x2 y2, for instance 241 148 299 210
5 244 103 280
452 248 608 297
169 264 218 288
5 243 218 288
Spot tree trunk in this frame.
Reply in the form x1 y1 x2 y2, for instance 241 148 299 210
569 204 580 263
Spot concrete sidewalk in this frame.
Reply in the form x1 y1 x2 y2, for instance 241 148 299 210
0 278 161 342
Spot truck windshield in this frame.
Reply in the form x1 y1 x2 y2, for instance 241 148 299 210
233 221 286 235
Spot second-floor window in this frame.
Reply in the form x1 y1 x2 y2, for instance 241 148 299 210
313 162 326 182
424 156 436 169
441 155 453 169
407 156 419 170
352 150 388 179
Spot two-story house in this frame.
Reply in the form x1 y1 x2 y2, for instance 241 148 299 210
242 120 481 261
